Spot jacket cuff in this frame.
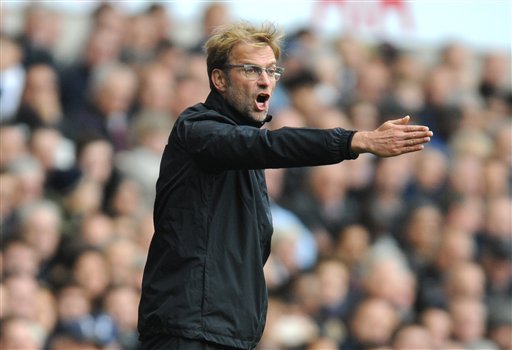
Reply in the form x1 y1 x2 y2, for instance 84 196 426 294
347 130 359 159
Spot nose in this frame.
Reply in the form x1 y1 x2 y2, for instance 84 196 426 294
257 70 272 86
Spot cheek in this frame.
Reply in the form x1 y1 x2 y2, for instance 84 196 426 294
237 82 254 99
228 84 250 103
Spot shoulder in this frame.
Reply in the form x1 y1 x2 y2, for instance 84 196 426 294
176 103 236 127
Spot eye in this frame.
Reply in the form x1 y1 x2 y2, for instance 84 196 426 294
244 65 260 74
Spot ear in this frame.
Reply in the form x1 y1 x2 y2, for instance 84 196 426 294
211 68 227 93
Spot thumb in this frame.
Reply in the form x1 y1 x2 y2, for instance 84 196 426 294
390 115 410 125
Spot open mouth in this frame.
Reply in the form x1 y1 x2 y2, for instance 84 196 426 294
255 93 270 111
256 93 270 103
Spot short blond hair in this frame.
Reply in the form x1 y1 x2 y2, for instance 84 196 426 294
204 21 284 89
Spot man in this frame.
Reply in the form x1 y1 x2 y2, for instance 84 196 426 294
138 22 432 350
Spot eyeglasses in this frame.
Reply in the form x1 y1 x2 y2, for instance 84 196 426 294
224 64 284 81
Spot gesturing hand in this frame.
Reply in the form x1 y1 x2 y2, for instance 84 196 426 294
350 116 433 157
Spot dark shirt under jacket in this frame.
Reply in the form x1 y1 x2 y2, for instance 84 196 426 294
138 89 358 349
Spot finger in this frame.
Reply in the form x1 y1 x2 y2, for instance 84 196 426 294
404 130 433 139
402 144 426 154
410 137 430 146
398 144 425 154
403 125 431 132
389 115 410 125
404 134 427 143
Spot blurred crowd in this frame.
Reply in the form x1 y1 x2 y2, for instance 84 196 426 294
0 2 511 350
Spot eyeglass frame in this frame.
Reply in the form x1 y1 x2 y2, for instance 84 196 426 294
223 64 285 81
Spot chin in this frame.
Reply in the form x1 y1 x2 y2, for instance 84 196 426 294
249 112 268 122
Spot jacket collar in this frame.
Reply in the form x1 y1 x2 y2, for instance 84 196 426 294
204 89 272 128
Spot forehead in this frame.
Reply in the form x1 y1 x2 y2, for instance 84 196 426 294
230 43 276 65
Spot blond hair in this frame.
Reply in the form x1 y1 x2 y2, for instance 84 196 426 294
204 21 284 89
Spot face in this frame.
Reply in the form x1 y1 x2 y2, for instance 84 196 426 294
215 43 277 122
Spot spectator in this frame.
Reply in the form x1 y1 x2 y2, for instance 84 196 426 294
75 137 124 214
146 3 173 46
170 69 210 117
290 272 322 319
136 63 176 116
62 178 104 233
419 64 462 146
103 285 141 350
443 261 486 300
6 156 46 208
72 248 111 309
341 297 399 350
492 121 512 166
121 13 160 67
346 100 380 132
420 307 453 350
483 157 510 199
400 202 443 273
92 3 126 36
79 212 115 249
28 127 78 196
107 178 146 219
67 63 138 152
478 51 512 115
444 196 484 236
363 155 413 237
265 167 318 272
334 224 370 276
360 248 416 323
354 59 392 108
116 111 172 208
487 296 512 350
0 124 30 170
0 35 26 123
47 313 120 350
104 238 145 287
391 324 434 350
15 63 64 131
482 196 512 240
416 227 475 310
0 316 46 350
34 286 58 335
260 300 319 350
479 236 512 300
16 4 61 67
59 26 123 114
18 199 63 275
3 274 40 322
335 35 370 106
440 42 476 93
2 238 40 278
55 283 92 323
283 163 361 250
190 2 231 53
308 336 338 350
314 258 353 345
405 146 449 207
282 69 326 127
449 297 499 349
0 173 22 238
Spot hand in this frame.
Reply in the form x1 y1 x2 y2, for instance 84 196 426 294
351 116 433 157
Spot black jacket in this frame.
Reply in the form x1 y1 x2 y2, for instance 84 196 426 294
137 90 358 349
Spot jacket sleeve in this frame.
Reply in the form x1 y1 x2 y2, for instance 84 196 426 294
176 116 358 171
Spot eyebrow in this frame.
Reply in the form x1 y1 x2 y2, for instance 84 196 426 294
240 62 278 68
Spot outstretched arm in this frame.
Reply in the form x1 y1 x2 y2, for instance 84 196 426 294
350 116 433 157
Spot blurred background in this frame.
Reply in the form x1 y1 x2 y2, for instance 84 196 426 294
0 1 510 350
